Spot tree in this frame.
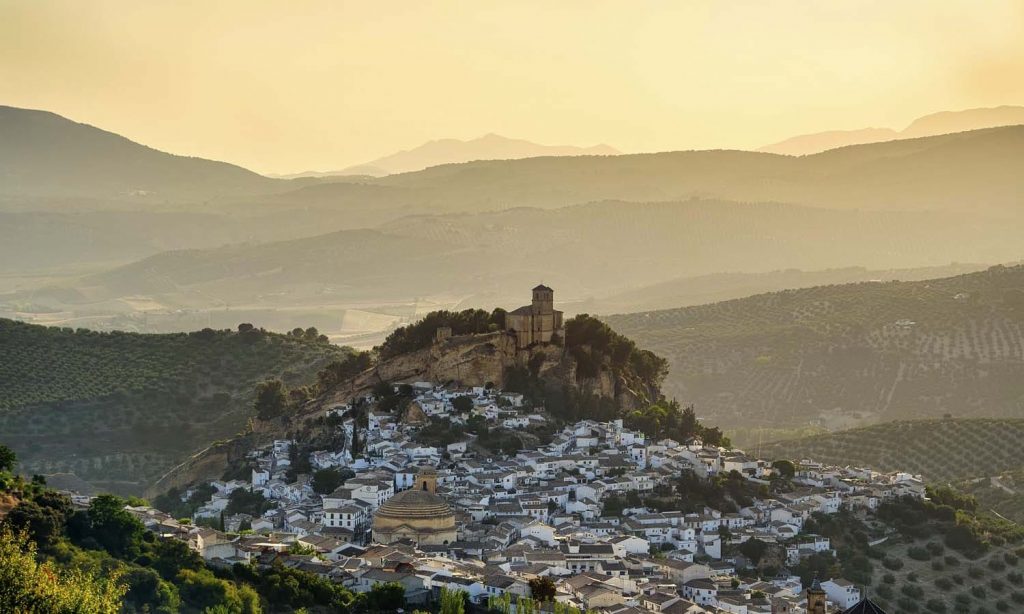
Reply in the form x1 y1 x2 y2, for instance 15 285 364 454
312 468 346 495
440 587 468 614
529 576 557 602
0 444 15 472
772 459 796 479
122 567 181 614
225 489 270 517
0 526 126 614
364 581 405 613
452 396 474 413
80 494 146 558
254 379 287 420
3 498 68 549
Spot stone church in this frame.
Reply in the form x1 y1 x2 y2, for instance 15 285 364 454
506 284 563 348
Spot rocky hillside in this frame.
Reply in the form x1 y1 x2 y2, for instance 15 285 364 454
150 313 666 496
606 265 1024 430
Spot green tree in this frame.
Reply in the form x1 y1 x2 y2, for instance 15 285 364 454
440 587 468 614
0 444 15 472
3 497 69 549
254 379 287 420
528 576 557 602
80 494 146 558
452 396 474 413
0 527 126 614
311 468 346 495
772 459 796 479
364 581 405 613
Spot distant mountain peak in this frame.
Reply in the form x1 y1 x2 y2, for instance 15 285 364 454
279 133 621 178
759 105 1024 156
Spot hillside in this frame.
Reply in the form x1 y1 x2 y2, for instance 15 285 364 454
759 105 1024 155
578 263 990 315
755 419 1024 483
605 265 1024 430
281 133 620 177
0 319 347 493
10 200 1022 343
0 106 289 202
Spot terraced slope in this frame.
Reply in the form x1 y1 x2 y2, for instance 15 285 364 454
606 265 1024 428
756 419 1024 483
0 319 347 493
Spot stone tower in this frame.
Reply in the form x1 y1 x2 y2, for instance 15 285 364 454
416 466 438 493
506 284 564 348
770 597 793 613
532 284 554 315
806 577 827 614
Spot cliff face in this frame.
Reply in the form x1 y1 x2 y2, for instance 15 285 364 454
152 331 656 495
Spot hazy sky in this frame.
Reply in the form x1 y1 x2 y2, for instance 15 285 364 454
2 0 1023 174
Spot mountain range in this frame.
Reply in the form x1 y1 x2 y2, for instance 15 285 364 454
758 105 1024 155
274 133 620 178
2 104 1024 348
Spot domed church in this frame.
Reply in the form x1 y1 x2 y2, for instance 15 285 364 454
372 467 456 546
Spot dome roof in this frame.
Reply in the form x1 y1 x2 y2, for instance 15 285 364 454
375 488 454 520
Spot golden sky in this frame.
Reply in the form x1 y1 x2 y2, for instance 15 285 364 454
2 0 1023 174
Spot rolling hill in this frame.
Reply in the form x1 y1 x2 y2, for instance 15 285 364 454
0 319 347 494
9 200 1023 342
0 105 290 202
605 265 1024 430
755 418 1024 484
758 105 1024 155
577 263 991 315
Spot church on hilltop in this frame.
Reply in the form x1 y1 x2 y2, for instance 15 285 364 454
506 284 563 348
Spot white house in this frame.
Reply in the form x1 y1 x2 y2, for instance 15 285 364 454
821 578 860 610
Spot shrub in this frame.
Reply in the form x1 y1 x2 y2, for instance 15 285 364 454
969 566 984 579
1011 590 1024 604
882 573 896 584
901 584 925 599
883 557 905 571
925 599 947 613
971 585 987 599
875 584 893 599
1007 571 1023 583
995 600 1009 612
955 593 971 606
907 572 919 583
989 558 1007 572
990 578 1005 592
896 596 920 612
1006 552 1020 566
931 560 945 571
944 554 961 566
926 542 946 556
908 546 931 560
935 577 953 591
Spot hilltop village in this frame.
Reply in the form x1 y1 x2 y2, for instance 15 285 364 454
77 288 916 613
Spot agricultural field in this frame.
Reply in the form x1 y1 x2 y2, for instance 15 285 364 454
0 319 348 494
867 537 1024 613
960 469 1024 524
755 419 1024 484
606 264 1024 429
